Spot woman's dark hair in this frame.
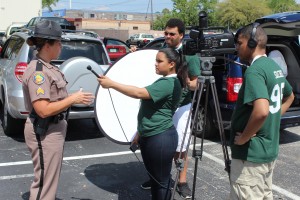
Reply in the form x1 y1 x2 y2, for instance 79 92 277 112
31 38 56 51
159 48 188 88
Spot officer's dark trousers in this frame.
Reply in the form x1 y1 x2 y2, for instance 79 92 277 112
140 126 178 200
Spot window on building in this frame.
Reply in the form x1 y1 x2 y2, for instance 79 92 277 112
90 13 95 18
133 26 138 30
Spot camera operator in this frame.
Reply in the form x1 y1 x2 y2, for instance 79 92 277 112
230 23 294 199
140 18 200 199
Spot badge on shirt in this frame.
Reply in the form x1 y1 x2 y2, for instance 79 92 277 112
33 72 45 85
36 87 45 95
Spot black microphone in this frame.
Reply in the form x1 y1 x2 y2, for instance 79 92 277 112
87 65 100 78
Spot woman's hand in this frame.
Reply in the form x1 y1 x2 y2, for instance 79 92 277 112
131 132 140 145
71 88 95 105
98 76 114 88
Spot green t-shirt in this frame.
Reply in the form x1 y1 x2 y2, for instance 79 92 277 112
179 54 201 106
230 56 292 163
137 76 182 137
163 44 201 106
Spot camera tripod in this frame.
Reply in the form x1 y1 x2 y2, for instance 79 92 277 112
171 57 231 200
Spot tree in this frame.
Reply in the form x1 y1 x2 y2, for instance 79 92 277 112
267 0 300 13
216 0 271 30
153 0 219 30
172 0 201 26
153 9 173 30
42 0 59 10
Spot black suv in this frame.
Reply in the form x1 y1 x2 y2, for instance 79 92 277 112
145 12 300 138
24 17 76 31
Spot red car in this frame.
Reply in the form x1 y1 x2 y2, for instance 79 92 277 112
102 37 130 62
73 31 130 62
106 44 127 61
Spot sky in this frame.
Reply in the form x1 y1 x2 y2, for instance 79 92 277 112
49 0 300 13
49 0 174 13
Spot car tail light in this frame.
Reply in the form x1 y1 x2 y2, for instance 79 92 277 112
119 46 126 53
15 62 27 82
227 77 242 102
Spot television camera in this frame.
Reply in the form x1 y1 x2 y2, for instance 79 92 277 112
183 11 236 57
182 11 237 75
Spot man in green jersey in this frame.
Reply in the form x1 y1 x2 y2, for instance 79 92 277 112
230 23 294 199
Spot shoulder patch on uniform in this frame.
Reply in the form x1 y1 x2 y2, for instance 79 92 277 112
33 72 45 85
36 87 45 96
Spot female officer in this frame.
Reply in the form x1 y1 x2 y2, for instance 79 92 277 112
22 20 94 200
98 48 187 200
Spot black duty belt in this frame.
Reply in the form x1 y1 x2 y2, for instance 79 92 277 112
30 110 67 124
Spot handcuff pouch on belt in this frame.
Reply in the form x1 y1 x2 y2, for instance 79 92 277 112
30 109 67 136
30 109 52 136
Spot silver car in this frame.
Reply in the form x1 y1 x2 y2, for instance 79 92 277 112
0 31 111 136
126 33 154 47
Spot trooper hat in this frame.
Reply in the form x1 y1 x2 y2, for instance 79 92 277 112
26 19 62 46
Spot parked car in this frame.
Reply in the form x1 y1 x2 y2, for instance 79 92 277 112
75 30 101 40
0 31 5 46
102 37 130 62
126 33 155 47
3 23 27 42
144 14 300 138
0 30 110 136
23 17 76 30
73 30 130 62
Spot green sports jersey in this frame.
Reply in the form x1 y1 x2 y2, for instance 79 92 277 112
230 56 292 163
137 76 182 137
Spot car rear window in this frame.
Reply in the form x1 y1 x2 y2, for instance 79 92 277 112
142 34 154 38
58 40 109 65
41 17 71 25
28 40 109 65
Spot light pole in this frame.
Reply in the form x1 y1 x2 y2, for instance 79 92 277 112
150 0 153 30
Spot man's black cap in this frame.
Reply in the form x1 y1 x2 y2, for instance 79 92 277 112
27 20 62 46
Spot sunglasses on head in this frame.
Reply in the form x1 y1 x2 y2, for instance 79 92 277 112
164 31 176 36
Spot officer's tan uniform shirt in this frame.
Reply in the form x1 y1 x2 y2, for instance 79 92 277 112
22 59 68 111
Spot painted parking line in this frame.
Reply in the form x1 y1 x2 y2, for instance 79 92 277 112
0 142 217 167
0 174 33 180
0 143 299 200
0 151 135 167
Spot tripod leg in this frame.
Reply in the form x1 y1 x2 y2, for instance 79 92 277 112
209 77 231 178
171 76 205 200
191 80 209 200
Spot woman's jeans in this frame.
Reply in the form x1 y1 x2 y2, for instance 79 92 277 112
139 126 178 200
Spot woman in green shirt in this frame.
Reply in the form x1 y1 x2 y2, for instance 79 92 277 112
98 48 187 200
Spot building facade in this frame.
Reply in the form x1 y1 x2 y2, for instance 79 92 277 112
0 0 42 31
43 9 164 41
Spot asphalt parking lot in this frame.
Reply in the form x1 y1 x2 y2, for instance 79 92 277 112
0 119 300 200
